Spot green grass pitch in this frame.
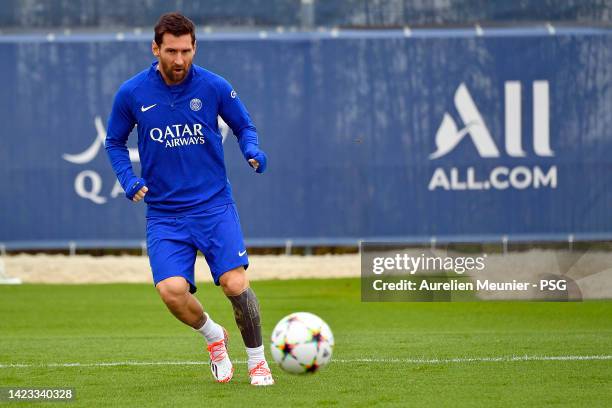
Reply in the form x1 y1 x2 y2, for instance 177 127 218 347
1 279 611 407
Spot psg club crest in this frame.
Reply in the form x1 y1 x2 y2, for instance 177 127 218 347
190 98 202 111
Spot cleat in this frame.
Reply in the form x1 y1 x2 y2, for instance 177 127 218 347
249 361 275 386
207 328 233 383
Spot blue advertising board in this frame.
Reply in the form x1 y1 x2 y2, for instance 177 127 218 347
0 27 611 248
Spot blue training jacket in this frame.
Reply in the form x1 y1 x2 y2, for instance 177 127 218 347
105 61 260 217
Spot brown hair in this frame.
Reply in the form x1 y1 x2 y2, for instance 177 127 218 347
154 12 196 46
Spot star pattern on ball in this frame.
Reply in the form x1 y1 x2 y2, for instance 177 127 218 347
278 340 296 361
304 360 319 373
308 327 328 353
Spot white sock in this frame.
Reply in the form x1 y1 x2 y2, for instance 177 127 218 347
246 345 266 371
195 313 224 344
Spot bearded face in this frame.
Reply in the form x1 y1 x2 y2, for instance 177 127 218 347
153 33 196 85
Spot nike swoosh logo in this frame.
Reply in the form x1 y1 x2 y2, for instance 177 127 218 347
141 104 157 112
238 250 247 257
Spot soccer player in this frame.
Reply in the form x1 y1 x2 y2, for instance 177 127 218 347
105 12 274 386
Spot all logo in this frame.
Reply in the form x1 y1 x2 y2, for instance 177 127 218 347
428 81 557 191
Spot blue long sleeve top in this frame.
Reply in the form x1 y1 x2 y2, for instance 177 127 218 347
105 61 259 217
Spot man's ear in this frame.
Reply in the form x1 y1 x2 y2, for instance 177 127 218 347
193 40 197 55
152 40 160 57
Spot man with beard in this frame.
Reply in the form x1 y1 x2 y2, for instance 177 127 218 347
105 12 274 386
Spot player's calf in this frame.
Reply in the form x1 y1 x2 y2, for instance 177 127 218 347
226 286 275 385
157 277 234 383
227 287 262 348
156 277 202 328
220 268 274 385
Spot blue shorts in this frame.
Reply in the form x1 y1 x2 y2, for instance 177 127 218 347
146 204 249 293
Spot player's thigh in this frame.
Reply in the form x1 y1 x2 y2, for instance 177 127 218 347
147 217 198 293
189 204 249 286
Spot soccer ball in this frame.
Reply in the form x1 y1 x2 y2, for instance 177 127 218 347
270 312 334 374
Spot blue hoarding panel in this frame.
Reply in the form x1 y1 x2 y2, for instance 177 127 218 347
1 0 609 28
0 28 611 246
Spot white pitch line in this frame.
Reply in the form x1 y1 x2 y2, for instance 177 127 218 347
336 355 612 364
1 355 610 369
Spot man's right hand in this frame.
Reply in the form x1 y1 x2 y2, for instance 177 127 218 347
132 186 148 202
126 178 148 202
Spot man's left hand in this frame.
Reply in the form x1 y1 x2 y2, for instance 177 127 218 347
247 150 267 174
